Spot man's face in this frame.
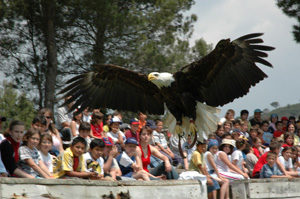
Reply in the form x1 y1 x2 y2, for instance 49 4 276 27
71 142 85 157
90 146 104 160
254 112 261 120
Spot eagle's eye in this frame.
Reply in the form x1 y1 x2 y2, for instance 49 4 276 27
154 73 159 77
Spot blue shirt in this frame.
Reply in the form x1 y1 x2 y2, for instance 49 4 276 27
263 131 273 146
116 152 136 176
260 163 282 178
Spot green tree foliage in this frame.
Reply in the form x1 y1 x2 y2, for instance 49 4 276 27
0 0 212 112
0 81 36 129
277 0 300 42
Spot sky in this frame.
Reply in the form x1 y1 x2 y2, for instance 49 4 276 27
187 0 300 117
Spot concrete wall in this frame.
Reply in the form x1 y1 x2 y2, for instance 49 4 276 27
0 178 207 199
231 178 300 199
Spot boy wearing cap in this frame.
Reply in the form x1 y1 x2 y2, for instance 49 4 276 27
189 140 220 199
125 118 140 142
116 138 151 181
102 137 122 180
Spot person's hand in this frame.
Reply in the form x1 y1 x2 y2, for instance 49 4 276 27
88 172 98 178
0 173 8 177
242 173 249 179
206 176 214 186
165 162 172 172
109 146 118 157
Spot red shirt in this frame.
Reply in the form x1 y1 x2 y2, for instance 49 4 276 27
252 151 269 177
139 144 151 172
73 156 79 171
252 147 261 158
91 122 103 138
273 130 284 138
125 129 139 143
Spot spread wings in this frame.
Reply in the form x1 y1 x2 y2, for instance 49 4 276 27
59 64 164 114
173 33 275 107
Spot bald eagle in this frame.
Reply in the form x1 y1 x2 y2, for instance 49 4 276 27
60 33 274 148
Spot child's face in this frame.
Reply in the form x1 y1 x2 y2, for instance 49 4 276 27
90 146 104 160
10 125 25 143
267 156 276 167
261 123 269 132
103 145 112 156
224 124 231 132
216 127 224 137
110 123 120 133
27 133 40 149
276 123 283 131
197 144 207 153
291 151 297 160
288 125 295 133
232 133 240 140
40 138 52 153
209 145 218 154
282 149 291 160
156 121 163 133
286 136 294 145
79 130 90 138
125 144 137 156
250 130 257 138
254 139 262 148
130 124 139 133
71 142 86 157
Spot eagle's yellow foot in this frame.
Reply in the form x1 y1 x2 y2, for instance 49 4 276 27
189 122 197 135
175 124 184 137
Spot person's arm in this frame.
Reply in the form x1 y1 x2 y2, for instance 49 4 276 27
65 170 97 178
54 131 64 153
13 168 35 178
70 121 77 137
206 152 222 179
276 157 291 177
155 142 174 158
38 160 53 177
103 146 118 173
150 145 172 172
219 151 249 178
197 164 214 185
24 158 50 179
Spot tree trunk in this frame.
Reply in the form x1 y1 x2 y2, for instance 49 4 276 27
43 0 58 111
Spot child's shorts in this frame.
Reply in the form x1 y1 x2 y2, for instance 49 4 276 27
207 178 220 193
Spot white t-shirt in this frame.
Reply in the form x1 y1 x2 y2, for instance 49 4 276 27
278 156 293 170
231 149 244 170
39 151 53 173
107 130 126 144
152 130 168 149
204 151 216 172
83 152 104 175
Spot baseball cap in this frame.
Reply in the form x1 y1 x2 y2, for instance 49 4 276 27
125 138 138 145
110 116 122 124
102 137 113 146
254 109 262 113
130 118 139 125
281 116 288 121
146 120 156 129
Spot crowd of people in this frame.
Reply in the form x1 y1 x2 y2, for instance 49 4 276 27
0 99 299 199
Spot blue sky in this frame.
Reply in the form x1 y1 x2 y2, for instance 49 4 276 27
187 0 300 117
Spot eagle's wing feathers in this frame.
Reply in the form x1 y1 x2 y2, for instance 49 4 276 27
59 64 164 114
175 33 274 107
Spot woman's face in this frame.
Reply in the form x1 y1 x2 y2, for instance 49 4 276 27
222 144 231 154
10 125 25 143
139 129 152 144
286 136 294 145
288 124 295 133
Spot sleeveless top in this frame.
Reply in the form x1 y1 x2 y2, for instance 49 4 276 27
215 151 229 172
139 144 151 172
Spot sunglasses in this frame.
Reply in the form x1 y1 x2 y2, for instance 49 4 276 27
45 116 51 119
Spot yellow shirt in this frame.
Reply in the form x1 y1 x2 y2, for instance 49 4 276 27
53 147 86 178
189 150 205 174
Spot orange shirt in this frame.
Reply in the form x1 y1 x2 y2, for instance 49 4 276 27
138 120 146 133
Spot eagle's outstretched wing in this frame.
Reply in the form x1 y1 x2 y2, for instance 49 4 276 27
59 64 164 114
173 33 275 107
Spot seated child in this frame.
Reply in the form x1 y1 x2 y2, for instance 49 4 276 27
53 137 97 179
189 140 220 199
107 117 126 152
278 146 300 177
18 129 52 178
74 122 92 151
260 152 285 178
102 137 122 180
83 139 105 179
39 134 54 173
1 120 33 178
232 139 248 174
116 138 151 181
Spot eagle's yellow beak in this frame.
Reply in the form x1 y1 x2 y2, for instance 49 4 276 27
148 73 157 81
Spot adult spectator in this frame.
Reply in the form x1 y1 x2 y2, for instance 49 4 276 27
38 108 64 154
125 118 140 142
250 109 263 127
268 114 278 134
239 109 251 131
56 97 74 147
219 109 235 124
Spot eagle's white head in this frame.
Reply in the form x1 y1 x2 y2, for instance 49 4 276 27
148 72 175 88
